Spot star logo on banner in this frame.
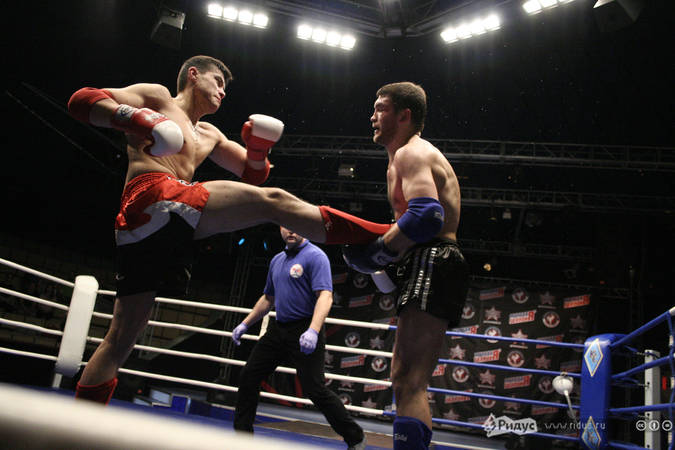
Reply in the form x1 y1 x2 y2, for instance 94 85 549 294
534 353 552 369
479 370 496 386
539 291 556 305
449 344 466 360
504 399 522 413
361 397 377 409
511 329 528 340
443 409 461 421
484 306 501 322
370 335 385 349
570 314 587 330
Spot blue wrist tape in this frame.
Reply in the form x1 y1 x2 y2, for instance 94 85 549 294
397 197 444 243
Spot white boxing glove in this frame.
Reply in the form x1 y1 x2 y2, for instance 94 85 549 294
112 105 184 157
241 114 284 161
371 270 396 293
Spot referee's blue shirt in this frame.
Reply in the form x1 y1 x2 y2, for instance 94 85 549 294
263 240 333 323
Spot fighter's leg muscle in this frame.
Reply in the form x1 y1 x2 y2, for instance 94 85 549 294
391 306 447 426
194 180 325 240
79 291 156 385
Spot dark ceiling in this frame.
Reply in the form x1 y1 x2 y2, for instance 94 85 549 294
3 0 674 323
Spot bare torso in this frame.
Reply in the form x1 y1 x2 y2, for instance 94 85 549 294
124 95 223 184
387 135 461 242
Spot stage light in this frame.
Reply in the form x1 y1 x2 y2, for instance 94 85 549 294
440 12 501 44
483 14 501 31
523 0 578 15
207 4 223 18
455 24 472 39
295 23 356 50
326 31 341 47
440 28 459 43
470 19 487 35
238 238 245 246
340 35 356 50
253 13 268 29
523 0 543 14
297 24 312 40
207 4 268 29
222 6 238 21
311 27 327 43
238 9 253 25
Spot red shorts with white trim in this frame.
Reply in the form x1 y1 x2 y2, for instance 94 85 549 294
114 172 210 297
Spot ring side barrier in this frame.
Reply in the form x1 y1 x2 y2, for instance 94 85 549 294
0 383 317 450
2 257 674 448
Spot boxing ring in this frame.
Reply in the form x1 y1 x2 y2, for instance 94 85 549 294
1 256 673 449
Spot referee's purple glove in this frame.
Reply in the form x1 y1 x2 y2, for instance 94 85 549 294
299 328 319 354
232 322 248 346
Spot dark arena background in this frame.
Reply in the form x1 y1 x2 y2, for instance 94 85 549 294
1 1 674 449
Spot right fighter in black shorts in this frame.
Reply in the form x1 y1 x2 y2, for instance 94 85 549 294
343 82 468 450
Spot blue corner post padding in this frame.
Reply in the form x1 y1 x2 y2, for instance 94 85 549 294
579 333 625 449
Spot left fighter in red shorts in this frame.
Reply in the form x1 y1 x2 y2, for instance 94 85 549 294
67 55 391 404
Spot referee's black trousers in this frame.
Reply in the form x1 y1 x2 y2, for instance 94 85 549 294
233 318 364 446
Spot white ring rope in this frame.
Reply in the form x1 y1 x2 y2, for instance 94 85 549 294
0 286 69 311
0 258 74 288
0 346 57 361
0 317 63 337
114 366 385 416
3 256 546 423
2 284 392 360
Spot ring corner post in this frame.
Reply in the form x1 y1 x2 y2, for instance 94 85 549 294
53 275 99 387
580 333 624 449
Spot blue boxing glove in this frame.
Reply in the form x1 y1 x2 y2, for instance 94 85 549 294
232 322 248 346
299 328 319 354
342 236 398 274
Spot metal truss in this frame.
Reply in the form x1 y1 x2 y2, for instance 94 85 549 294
274 134 675 171
268 176 675 214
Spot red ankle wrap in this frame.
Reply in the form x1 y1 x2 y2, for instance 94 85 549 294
75 377 118 404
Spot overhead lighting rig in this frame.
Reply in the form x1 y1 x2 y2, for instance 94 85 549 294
440 13 501 44
207 3 269 29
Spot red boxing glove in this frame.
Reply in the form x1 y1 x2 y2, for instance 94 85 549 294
241 159 271 186
241 114 284 161
111 105 184 157
68 87 113 123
